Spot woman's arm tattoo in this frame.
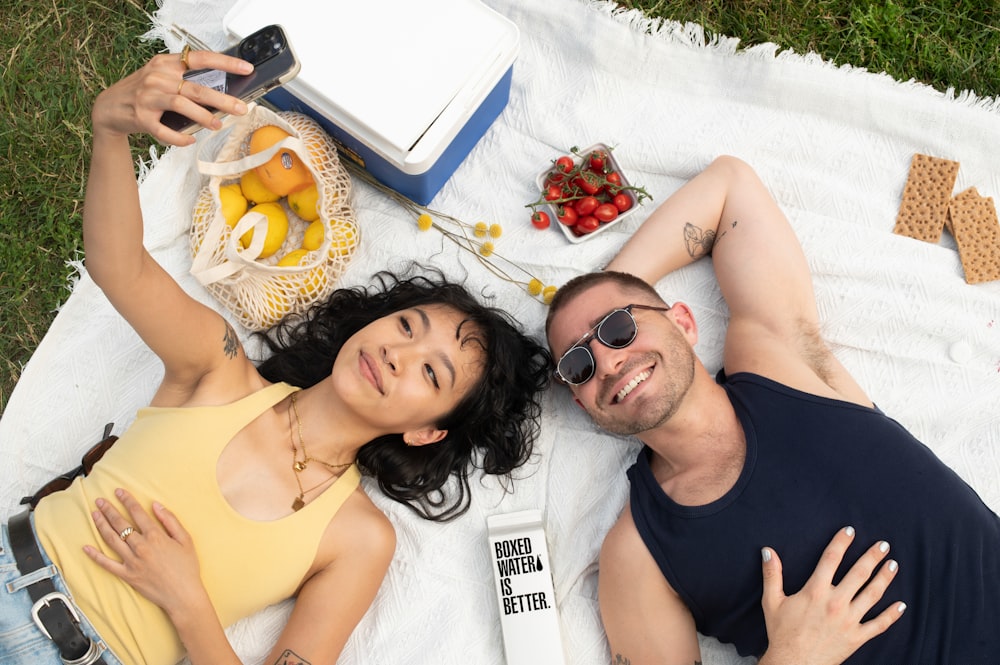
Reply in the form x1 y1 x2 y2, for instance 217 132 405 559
223 321 240 359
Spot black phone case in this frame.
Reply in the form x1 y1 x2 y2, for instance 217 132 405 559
161 24 299 133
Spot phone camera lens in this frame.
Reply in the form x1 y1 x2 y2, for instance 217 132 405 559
241 28 282 65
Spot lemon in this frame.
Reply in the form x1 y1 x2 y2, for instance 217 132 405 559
297 267 326 299
288 183 320 222
239 202 289 258
277 249 309 266
240 169 280 204
328 224 359 258
260 287 293 326
219 184 248 228
302 220 325 251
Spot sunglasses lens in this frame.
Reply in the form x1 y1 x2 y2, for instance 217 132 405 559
558 346 596 385
598 309 638 348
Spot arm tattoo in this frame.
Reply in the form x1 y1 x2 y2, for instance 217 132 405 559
683 220 739 259
613 653 700 665
222 321 240 359
274 649 312 665
683 223 716 259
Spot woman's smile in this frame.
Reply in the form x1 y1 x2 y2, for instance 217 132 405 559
359 350 384 394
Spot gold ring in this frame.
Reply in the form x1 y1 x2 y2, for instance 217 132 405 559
119 526 135 542
177 80 186 96
180 44 191 71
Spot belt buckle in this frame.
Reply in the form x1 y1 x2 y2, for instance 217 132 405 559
30 591 103 665
30 591 81 640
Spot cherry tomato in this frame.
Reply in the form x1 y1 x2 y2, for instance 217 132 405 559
573 171 602 196
531 210 550 230
589 150 608 172
545 171 566 186
613 192 633 212
556 205 578 226
576 215 600 234
604 171 623 193
574 195 600 216
554 155 574 173
545 184 563 201
593 203 619 223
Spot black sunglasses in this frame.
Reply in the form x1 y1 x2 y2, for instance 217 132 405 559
20 423 118 510
555 303 672 385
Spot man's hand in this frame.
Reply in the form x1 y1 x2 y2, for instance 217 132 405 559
758 526 906 665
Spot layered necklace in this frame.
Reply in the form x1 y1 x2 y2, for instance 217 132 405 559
288 392 353 511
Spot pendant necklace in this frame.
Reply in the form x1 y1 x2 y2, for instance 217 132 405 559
288 392 353 511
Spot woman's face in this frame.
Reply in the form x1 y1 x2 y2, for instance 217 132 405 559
331 303 485 442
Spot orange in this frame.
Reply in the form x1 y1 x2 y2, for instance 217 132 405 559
249 125 314 196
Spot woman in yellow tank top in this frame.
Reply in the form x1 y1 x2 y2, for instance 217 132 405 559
1 50 549 665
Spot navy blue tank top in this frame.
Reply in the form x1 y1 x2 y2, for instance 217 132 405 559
627 372 1000 663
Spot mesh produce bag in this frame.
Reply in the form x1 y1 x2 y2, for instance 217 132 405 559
190 104 359 330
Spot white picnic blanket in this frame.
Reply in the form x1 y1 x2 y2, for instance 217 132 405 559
2 1 999 663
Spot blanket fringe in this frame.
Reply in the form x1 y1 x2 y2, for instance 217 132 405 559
585 0 1000 114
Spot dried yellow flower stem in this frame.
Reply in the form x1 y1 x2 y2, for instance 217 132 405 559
344 162 557 304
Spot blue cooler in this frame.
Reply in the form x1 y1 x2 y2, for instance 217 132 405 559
223 0 519 205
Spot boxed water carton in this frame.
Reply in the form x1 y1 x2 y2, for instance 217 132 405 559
223 0 519 204
487 509 566 665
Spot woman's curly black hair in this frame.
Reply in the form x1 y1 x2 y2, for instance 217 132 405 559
254 269 551 521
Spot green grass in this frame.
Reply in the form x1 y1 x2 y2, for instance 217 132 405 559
1 0 159 413
2 0 998 414
618 1 1000 97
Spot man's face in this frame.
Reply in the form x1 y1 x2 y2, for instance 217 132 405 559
547 281 696 436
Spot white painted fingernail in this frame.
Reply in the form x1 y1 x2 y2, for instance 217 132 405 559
888 560 898 572
761 547 772 563
844 526 855 537
879 541 890 553
897 602 907 613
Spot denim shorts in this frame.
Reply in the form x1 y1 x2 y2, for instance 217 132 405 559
1 516 123 665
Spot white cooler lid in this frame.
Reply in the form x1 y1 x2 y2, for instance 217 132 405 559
224 0 517 161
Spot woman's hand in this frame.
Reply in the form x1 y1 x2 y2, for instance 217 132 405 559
92 49 253 146
758 526 906 665
84 488 208 617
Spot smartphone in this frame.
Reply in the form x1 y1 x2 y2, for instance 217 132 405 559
161 24 300 134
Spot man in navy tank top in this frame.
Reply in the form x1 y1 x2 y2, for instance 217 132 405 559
545 156 1000 665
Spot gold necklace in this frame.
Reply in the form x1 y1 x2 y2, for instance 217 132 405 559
288 392 353 511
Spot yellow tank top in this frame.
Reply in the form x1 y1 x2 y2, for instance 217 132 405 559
34 382 361 665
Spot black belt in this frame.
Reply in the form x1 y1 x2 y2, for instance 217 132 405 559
9 511 107 665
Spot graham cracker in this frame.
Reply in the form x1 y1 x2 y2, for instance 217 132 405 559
948 189 1000 284
893 153 960 243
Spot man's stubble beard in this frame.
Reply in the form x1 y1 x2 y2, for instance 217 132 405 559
589 341 697 436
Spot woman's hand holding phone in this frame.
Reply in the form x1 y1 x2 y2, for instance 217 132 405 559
91 50 254 147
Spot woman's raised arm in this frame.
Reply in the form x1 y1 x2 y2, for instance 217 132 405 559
83 52 254 394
